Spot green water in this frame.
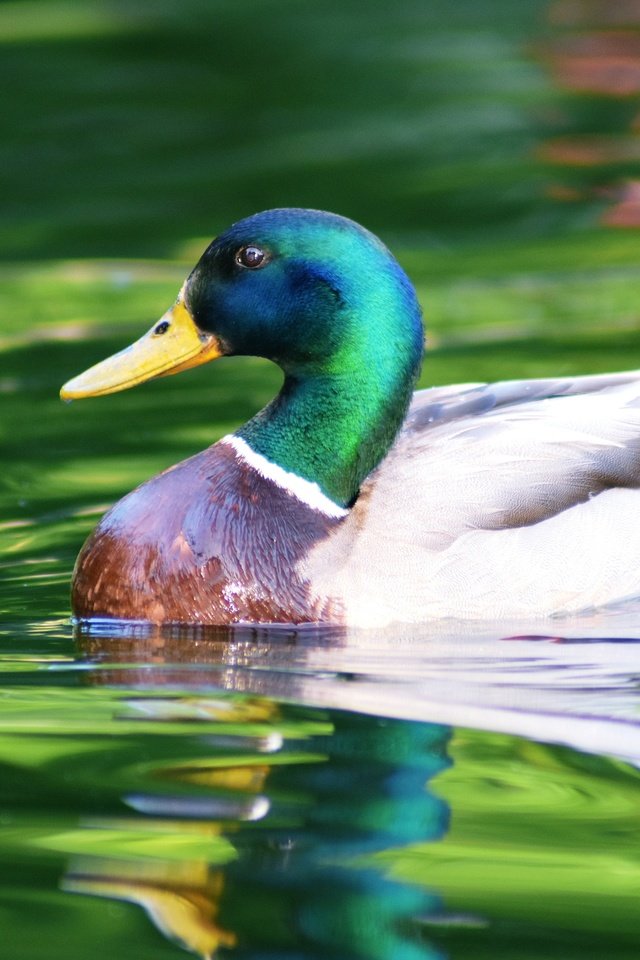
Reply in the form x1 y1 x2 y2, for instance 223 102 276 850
2 2 640 957
1 631 639 960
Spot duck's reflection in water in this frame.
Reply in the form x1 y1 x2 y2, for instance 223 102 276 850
65 621 453 959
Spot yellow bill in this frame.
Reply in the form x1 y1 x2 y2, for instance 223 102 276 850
60 298 223 400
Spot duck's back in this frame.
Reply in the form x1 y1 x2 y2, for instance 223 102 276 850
302 370 640 624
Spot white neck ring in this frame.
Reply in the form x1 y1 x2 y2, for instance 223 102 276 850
221 434 349 520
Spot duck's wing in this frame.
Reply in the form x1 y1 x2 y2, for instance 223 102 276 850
304 371 640 622
381 370 640 549
403 369 640 436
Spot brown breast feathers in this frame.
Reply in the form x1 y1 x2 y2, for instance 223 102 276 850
71 441 343 624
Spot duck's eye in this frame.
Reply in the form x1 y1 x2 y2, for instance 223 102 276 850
154 321 170 335
236 245 267 269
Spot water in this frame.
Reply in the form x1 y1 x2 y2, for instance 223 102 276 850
1 604 639 959
3 1 640 957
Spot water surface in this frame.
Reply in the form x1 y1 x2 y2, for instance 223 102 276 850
2 591 639 960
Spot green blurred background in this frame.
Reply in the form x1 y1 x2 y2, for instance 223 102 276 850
3 0 640 255
3 0 556 259
4 0 640 346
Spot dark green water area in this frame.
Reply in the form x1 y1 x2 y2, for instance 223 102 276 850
2 2 640 957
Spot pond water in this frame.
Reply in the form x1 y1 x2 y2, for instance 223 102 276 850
3 0 640 957
2 590 640 960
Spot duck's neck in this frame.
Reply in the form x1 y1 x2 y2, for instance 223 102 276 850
235 347 422 511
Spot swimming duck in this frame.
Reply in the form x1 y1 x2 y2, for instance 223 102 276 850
62 208 640 626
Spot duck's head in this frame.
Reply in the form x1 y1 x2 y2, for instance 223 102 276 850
62 209 424 506
61 208 424 399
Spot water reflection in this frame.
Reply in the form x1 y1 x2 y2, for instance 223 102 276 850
62 616 640 958
62 650 451 959
75 615 640 763
0 622 635 958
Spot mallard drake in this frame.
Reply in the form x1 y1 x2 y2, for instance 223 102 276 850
62 208 640 626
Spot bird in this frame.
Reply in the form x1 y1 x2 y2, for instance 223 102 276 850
61 208 640 627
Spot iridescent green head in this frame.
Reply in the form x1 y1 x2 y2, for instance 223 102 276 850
187 209 424 506
61 209 424 509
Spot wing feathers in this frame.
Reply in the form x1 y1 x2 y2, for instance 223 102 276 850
389 376 640 542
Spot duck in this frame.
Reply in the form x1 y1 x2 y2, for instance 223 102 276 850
61 208 640 627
